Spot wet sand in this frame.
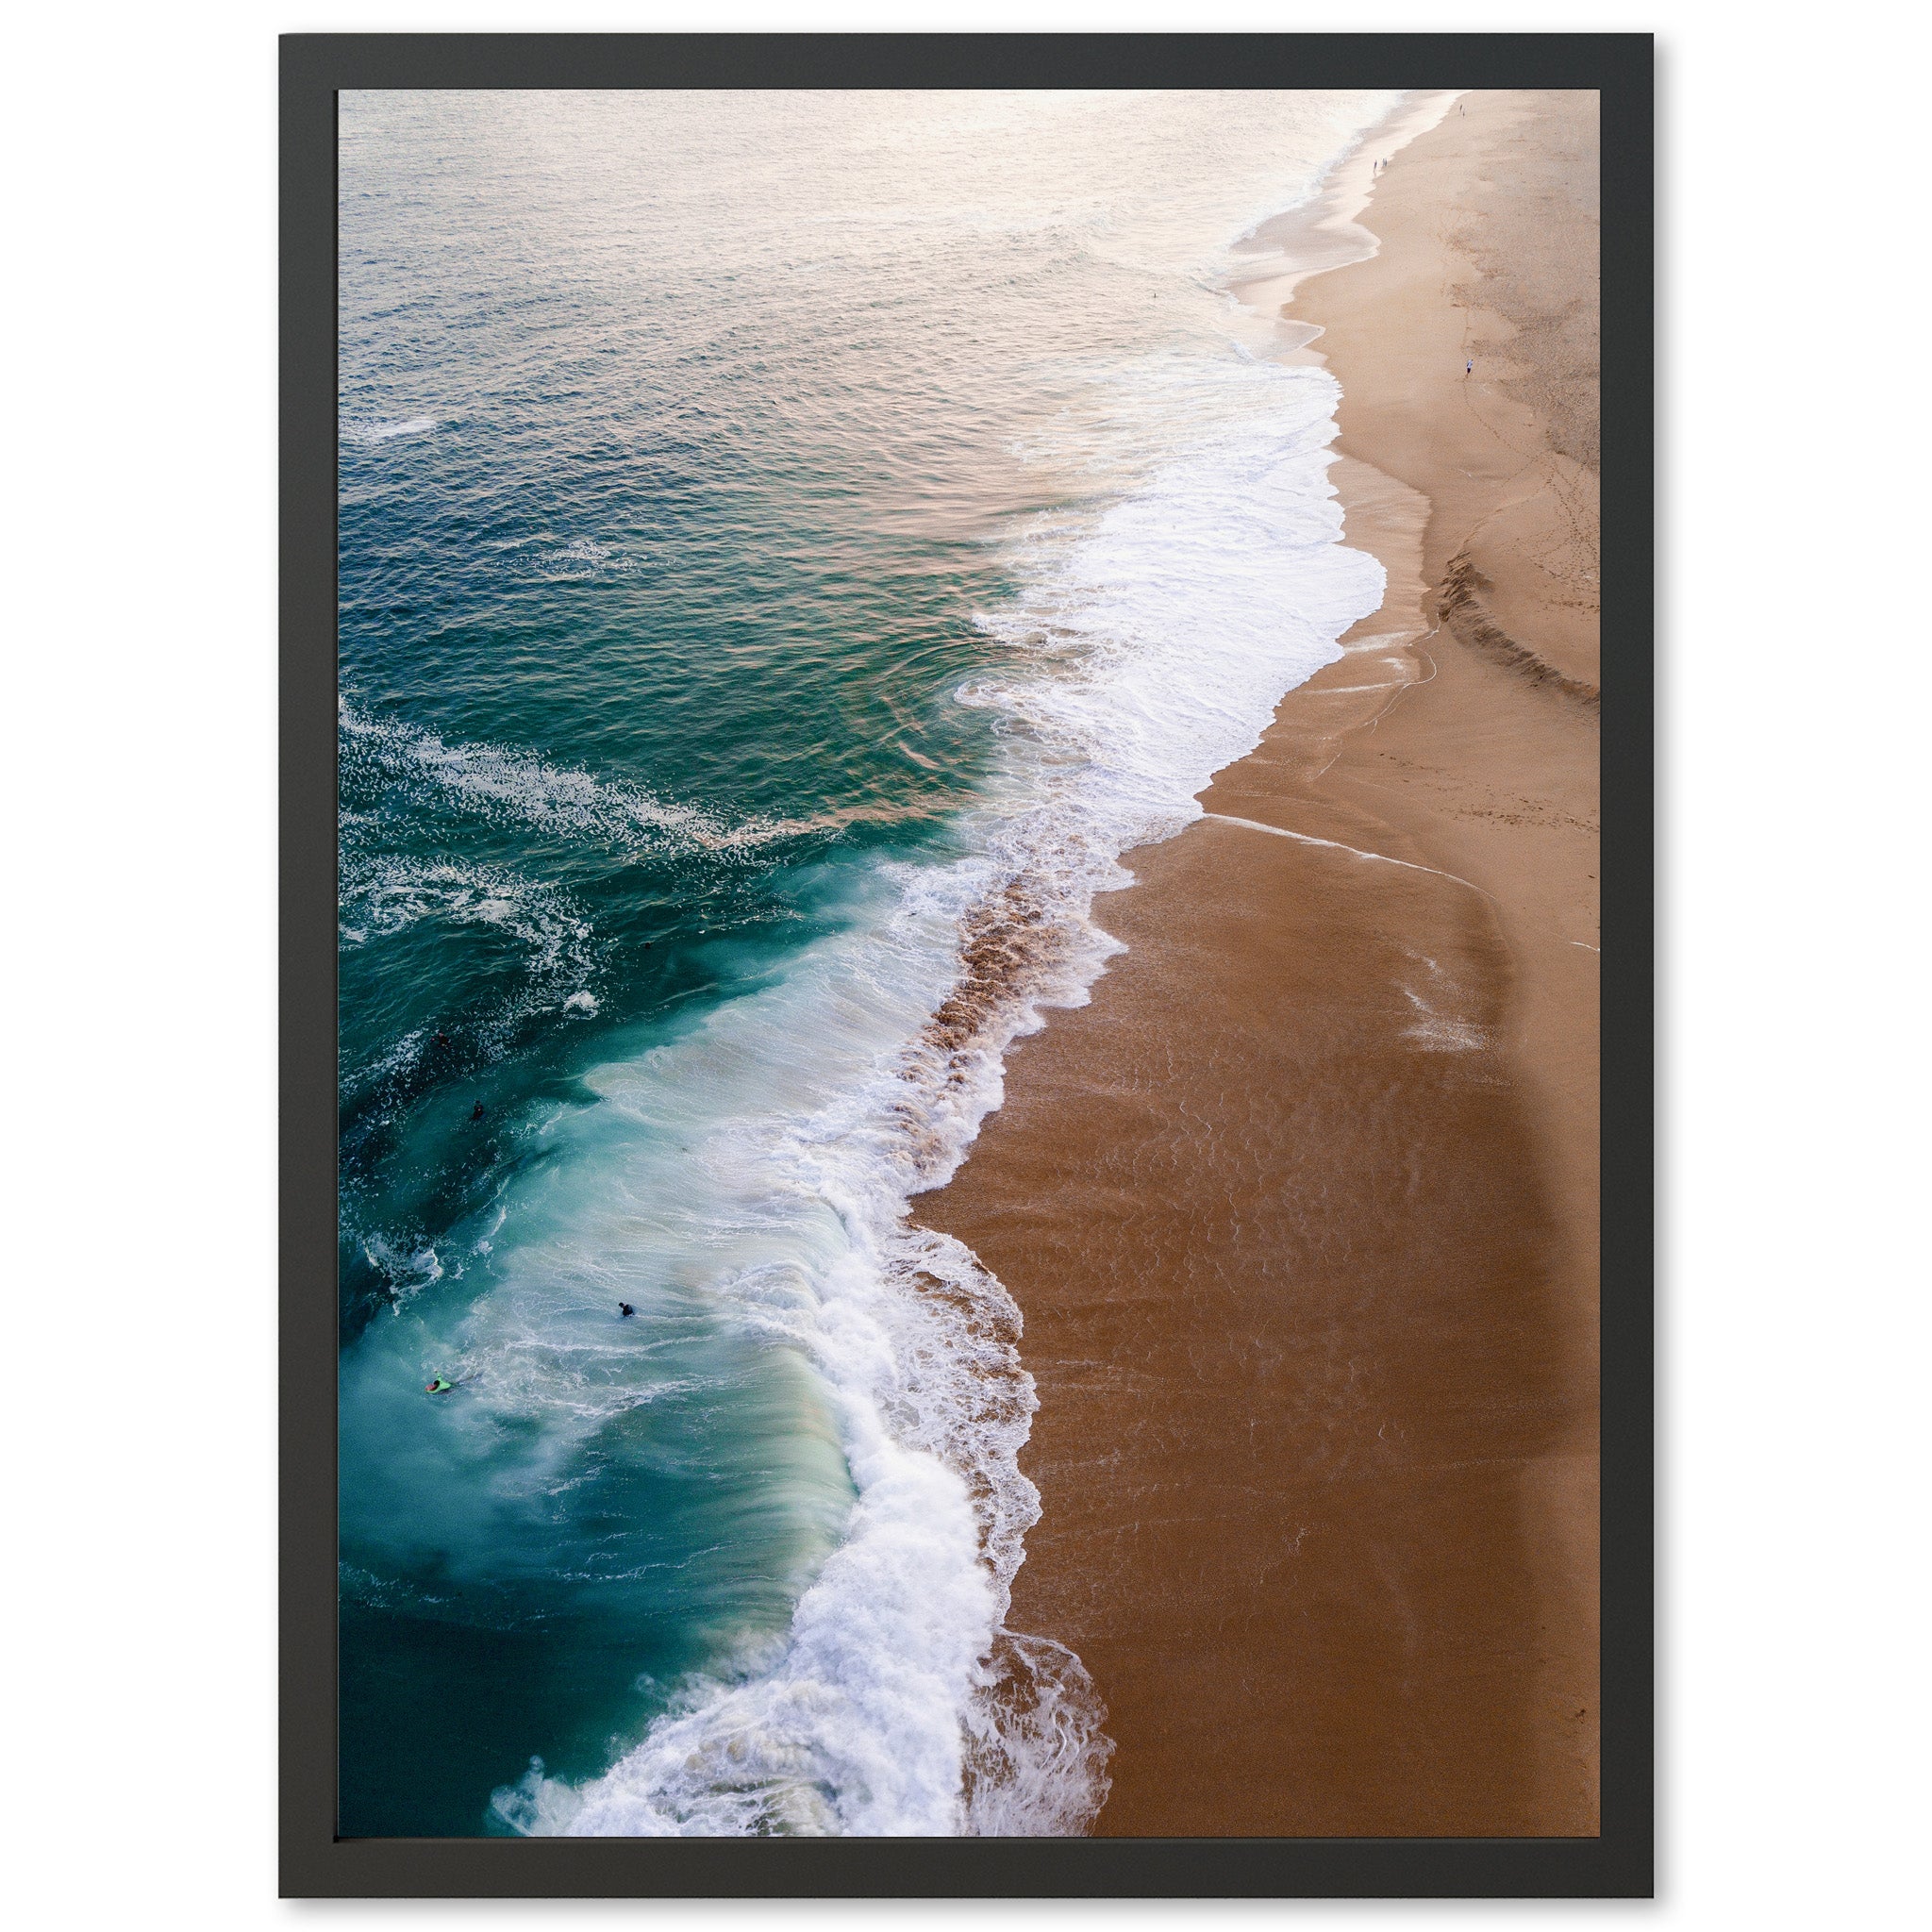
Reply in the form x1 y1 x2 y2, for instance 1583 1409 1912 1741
920 91 1601 1836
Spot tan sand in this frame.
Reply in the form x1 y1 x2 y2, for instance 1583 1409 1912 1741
919 90 1601 1836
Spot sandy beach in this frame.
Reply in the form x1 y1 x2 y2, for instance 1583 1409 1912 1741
919 90 1601 1836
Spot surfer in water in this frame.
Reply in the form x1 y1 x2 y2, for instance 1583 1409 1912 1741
619 1303 636 1318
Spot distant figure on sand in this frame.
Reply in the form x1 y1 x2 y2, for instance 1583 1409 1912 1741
1466 358 1473 377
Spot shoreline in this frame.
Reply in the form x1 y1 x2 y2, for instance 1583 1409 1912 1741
919 89 1601 1834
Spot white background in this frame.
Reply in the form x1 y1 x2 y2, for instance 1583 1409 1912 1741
4 2 1922 1924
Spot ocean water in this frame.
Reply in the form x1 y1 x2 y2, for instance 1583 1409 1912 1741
338 87 1393 1838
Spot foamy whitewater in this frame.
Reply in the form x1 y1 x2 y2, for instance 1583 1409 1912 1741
338 88 1405 1837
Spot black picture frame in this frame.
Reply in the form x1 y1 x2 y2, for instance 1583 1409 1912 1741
283 30 1653 1899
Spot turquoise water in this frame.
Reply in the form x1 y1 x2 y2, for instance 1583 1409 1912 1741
338 89 1392 1837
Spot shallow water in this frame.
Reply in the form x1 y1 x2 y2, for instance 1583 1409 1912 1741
338 87 1393 1837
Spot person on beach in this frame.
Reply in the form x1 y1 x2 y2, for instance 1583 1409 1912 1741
1466 358 1473 377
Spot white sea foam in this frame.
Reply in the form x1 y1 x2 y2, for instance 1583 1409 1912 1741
339 702 930 859
362 1234 445 1301
1400 954 1491 1054
965 354 1381 852
339 703 756 858
341 414 437 444
340 707 981 873
339 856 595 976
337 860 605 1122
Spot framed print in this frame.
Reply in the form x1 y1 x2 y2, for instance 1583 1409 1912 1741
282 30 1652 1897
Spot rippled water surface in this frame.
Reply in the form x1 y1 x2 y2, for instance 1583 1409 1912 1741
338 88 1392 1837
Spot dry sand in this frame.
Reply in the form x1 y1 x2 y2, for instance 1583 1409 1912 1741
919 90 1601 1836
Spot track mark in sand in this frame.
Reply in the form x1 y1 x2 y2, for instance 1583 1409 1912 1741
1437 552 1600 708
1199 811 1498 905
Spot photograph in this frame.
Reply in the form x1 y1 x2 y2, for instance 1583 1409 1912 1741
317 54 1630 1868
25 5 1932 1924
